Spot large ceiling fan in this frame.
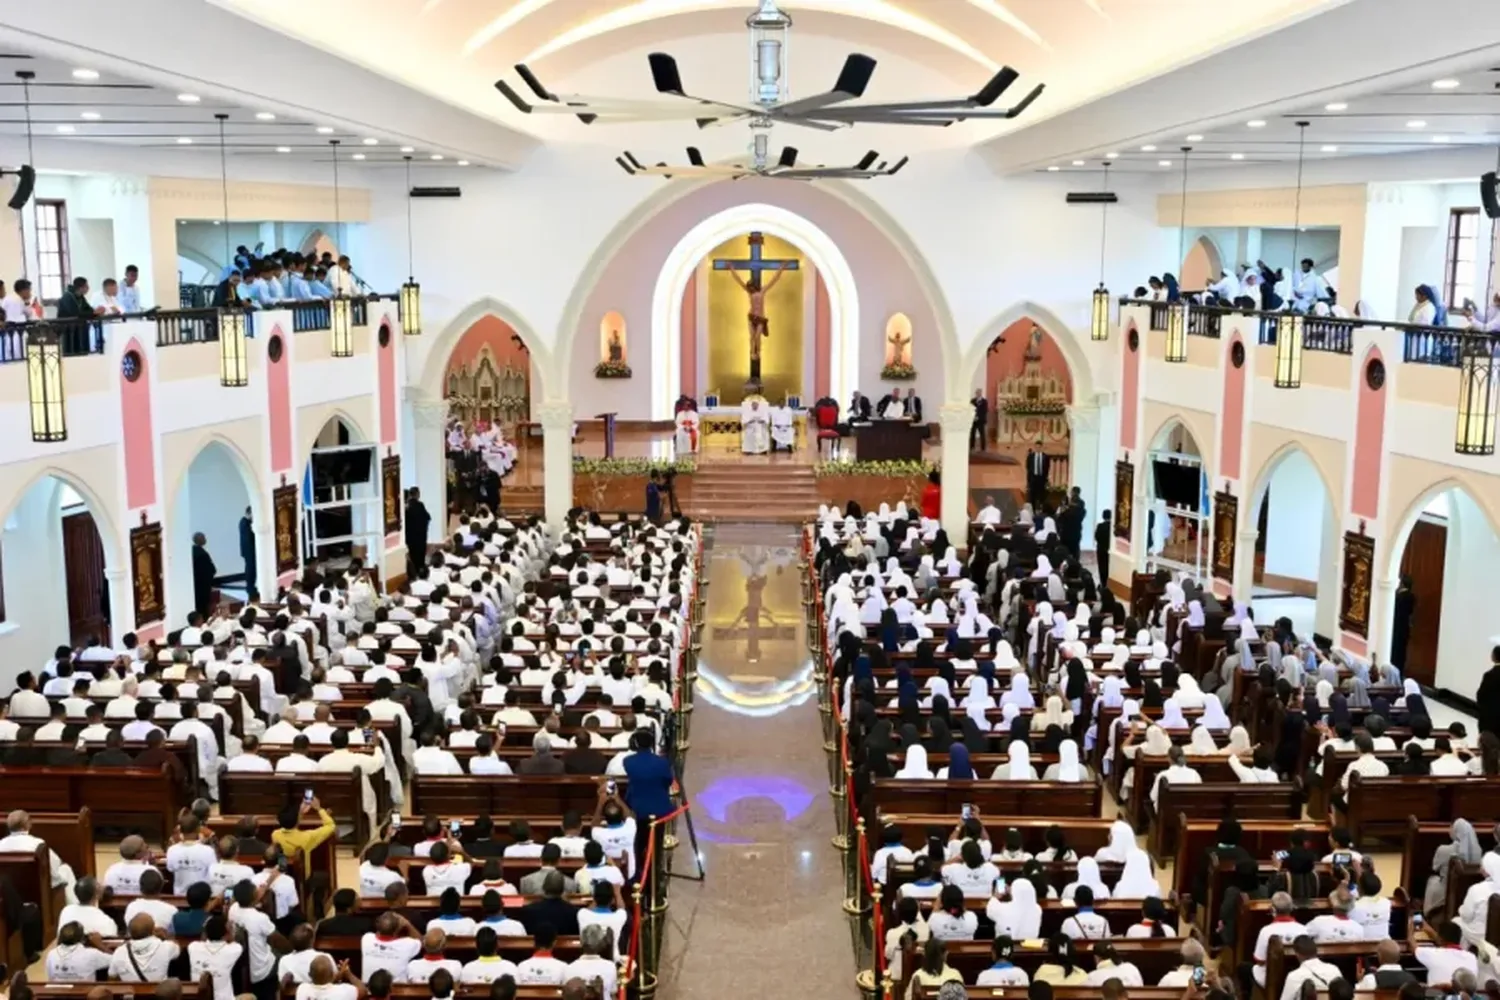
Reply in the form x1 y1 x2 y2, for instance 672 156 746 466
494 0 1044 132
616 135 907 181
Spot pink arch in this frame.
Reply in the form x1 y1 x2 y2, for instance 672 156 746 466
1218 333 1246 480
1120 321 1140 451
121 338 157 510
1351 346 1386 520
267 326 293 473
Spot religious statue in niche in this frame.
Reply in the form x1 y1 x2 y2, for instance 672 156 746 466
881 313 916 380
595 311 632 378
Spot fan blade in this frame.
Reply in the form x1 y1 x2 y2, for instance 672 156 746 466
971 66 1018 108
649 52 685 95
494 80 533 114
615 156 635 175
886 156 909 175
854 150 879 171
624 151 645 170
771 53 877 118
687 146 705 166
779 146 799 168
1003 83 1045 118
514 64 556 102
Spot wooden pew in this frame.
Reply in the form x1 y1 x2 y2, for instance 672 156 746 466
1172 816 1328 918
33 738 203 798
1123 753 1250 833
1229 892 1409 976
871 778 1102 820
309 932 585 969
0 841 61 947
1345 774 1500 847
1264 937 1391 1000
19 809 97 882
1307 746 1440 818
1150 780 1304 862
869 816 1119 860
218 772 377 846
409 776 623 819
27 985 204 1000
1401 817 1500 915
898 936 1190 999
0 766 186 842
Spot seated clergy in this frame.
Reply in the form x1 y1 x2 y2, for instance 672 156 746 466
741 396 771 455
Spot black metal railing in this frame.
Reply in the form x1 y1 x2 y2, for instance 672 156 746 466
351 298 369 327
0 318 111 364
292 301 331 333
1257 315 1279 345
1403 328 1500 367
179 284 217 310
1186 307 1221 338
155 309 222 347
1303 318 1355 355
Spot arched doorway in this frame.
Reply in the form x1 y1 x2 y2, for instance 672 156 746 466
1247 446 1338 640
0 475 115 660
167 441 260 625
1145 419 1206 574
303 415 379 575
978 318 1074 516
1386 485 1500 693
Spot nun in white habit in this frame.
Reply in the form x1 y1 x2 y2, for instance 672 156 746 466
1062 857 1112 901
1115 849 1163 899
1000 673 1035 711
1094 820 1137 863
1102 698 1140 773
895 744 933 779
1158 697 1190 730
991 740 1037 780
1119 723 1171 799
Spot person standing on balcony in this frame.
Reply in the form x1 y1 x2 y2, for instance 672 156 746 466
1 278 36 324
310 267 333 298
287 263 313 301
56 277 96 319
1409 284 1446 327
118 265 143 314
1292 258 1330 311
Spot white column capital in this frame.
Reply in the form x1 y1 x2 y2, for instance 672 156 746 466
937 403 972 434
536 402 574 431
104 567 128 582
1237 528 1260 543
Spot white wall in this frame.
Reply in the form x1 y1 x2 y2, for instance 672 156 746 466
17 172 153 304
1259 451 1326 585
1398 225 1444 311
167 445 251 626
1259 229 1341 272
0 481 73 692
1435 490 1500 700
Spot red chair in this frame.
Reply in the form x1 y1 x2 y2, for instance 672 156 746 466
813 402 841 458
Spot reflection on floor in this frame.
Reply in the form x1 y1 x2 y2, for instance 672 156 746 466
657 524 858 1000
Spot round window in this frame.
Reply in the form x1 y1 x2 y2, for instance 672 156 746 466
267 334 284 363
121 350 143 382
1127 328 1140 352
1365 357 1386 391
378 324 391 349
1230 341 1246 369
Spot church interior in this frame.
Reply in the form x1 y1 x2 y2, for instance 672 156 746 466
1 1 1500 998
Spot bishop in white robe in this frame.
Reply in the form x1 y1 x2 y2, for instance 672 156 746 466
741 398 771 454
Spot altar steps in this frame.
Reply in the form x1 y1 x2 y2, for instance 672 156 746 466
686 465 820 523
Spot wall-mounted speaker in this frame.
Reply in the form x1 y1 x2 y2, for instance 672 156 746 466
1482 171 1499 219
409 186 462 199
5 164 35 210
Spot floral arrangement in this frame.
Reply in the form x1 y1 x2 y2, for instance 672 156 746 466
594 361 633 379
573 457 696 476
1002 399 1067 416
814 459 936 478
880 361 917 381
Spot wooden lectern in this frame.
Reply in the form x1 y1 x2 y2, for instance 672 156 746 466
596 412 618 458
853 421 927 461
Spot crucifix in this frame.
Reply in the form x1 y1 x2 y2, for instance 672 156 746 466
713 232 799 389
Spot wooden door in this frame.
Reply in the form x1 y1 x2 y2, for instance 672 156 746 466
62 510 108 644
1397 518 1446 685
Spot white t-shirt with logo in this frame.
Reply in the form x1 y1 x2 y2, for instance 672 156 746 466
423 861 472 897
108 938 182 982
167 842 218 894
46 944 113 982
566 956 618 997
188 940 245 1000
296 984 359 1000
941 861 1001 898
277 948 334 984
516 955 570 985
591 820 638 878
125 897 180 931
360 934 423 982
360 862 405 898
461 957 519 985
57 903 120 937
230 903 278 982
404 957 463 985
103 859 155 895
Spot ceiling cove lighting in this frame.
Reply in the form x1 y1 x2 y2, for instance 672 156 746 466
71 68 99 80
255 112 276 121
177 93 201 103
1247 119 1266 128
79 111 101 121
1230 153 1245 160
1431 79 1460 90
1407 120 1427 129
1324 102 1347 111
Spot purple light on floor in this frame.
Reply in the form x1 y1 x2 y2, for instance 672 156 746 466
692 774 817 838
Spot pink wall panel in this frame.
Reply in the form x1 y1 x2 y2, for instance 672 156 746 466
378 322 397 444
1351 347 1386 519
121 338 157 509
1218 335 1246 480
267 327 293 473
814 272 831 399
680 272 697 401
1120 322 1140 451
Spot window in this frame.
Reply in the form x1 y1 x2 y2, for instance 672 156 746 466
34 199 70 302
1444 207 1480 309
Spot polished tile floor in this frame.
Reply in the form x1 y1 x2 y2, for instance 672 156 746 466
656 524 860 1000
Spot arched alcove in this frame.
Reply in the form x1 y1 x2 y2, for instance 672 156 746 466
1245 444 1340 640
1144 417 1206 571
1181 234 1224 289
166 439 262 625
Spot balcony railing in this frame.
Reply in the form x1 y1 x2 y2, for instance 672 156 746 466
1404 327 1500 368
1186 307 1221 339
0 319 111 364
351 298 368 327
292 301 331 333
155 309 221 347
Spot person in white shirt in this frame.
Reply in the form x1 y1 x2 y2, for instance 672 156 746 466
276 735 321 773
126 869 180 931
1350 870 1391 940
227 734 276 772
1305 886 1365 942
566 923 620 998
1150 745 1203 809
208 835 256 894
973 934 1029 987
461 925 519 985
1228 745 1280 783
515 924 570 985
422 841 472 897
1414 919 1482 986
296 954 364 1000
413 731 464 775
1253 892 1307 986
359 843 405 898
940 840 1000 898
166 816 218 894
108 912 183 982
46 920 115 981
926 885 978 941
103 835 155 895
8 671 49 719
360 910 425 982
1157 939 1209 988
468 734 513 775
230 877 284 991
1059 885 1111 940
1084 943 1144 987
1334 732 1390 815
1 278 37 324
57 877 120 937
1276 935 1343 1000
188 913 245 1000
404 928 463 985
1429 735 1471 776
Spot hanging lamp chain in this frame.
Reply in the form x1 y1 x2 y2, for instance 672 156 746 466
1099 162 1110 288
1177 147 1191 271
405 156 415 283
218 114 231 264
1291 122 1309 278
17 72 35 281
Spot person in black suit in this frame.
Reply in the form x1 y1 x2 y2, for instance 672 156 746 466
211 270 245 308
1095 511 1112 585
562 730 610 775
89 729 135 768
314 889 376 940
518 871 580 935
458 816 508 860
970 389 989 451
404 488 432 581
904 388 923 424
850 391 872 422
1025 441 1050 510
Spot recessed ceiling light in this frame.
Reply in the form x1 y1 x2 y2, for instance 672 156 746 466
362 137 378 145
1186 134 1203 142
55 125 74 134
71 68 99 80
1230 153 1245 160
352 153 366 160
1407 120 1427 128
1105 152 1119 159
1247 120 1266 128
430 154 444 161
176 137 193 144
256 112 276 121
1159 160 1172 167
212 220 221 226
79 111 101 121
1320 145 1338 152
316 126 334 134
1140 144 1156 152
1432 78 1460 90
457 160 470 166
1324 102 1347 112
1046 166 1060 172
1432 135 1451 143
1071 160 1084 166
400 146 415 153
177 93 201 103
276 146 291 153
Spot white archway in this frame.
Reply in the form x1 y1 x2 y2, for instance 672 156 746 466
650 202 859 420
1245 443 1339 639
416 297 552 403
166 438 264 626
963 301 1096 405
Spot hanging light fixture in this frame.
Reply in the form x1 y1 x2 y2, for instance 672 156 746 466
215 113 249 387
1090 160 1112 341
328 140 353 358
27 325 66 442
1164 146 1190 362
400 155 422 336
1275 122 1310 389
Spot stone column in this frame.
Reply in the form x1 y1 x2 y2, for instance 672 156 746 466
937 404 971 542
408 393 449 522
1069 400 1102 548
104 567 131 647
252 518 276 600
1233 528 1260 604
537 401 575 529
1369 576 1398 664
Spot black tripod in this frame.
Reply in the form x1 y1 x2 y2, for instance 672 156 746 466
659 709 704 883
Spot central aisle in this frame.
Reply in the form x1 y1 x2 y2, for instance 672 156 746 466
656 524 858 1000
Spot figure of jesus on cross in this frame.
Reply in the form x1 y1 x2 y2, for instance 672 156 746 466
713 232 799 387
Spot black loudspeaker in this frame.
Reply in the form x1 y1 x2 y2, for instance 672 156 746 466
6 164 35 210
1482 171 1500 219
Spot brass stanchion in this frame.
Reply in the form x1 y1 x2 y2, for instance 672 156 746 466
632 884 656 1000
843 818 865 915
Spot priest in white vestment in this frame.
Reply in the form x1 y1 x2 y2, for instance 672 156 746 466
878 393 907 420
770 406 795 452
741 396 771 454
675 408 699 455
